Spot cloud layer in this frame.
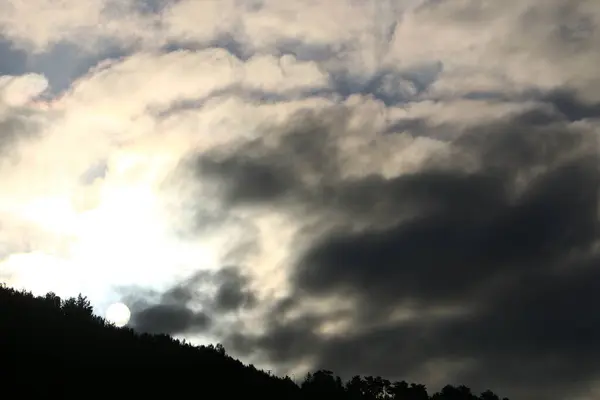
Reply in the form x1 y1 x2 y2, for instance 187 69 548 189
1 1 599 399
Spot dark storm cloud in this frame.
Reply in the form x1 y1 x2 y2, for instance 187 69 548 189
297 153 599 388
297 155 598 307
192 103 593 225
439 255 600 399
295 125 596 309
229 311 324 365
200 105 599 400
214 267 257 312
193 110 341 208
127 273 212 335
131 303 211 335
198 147 295 204
127 266 257 335
543 90 600 121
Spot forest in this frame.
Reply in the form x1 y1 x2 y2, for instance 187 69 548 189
0 283 509 399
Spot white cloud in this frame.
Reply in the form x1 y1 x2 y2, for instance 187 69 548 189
0 73 48 106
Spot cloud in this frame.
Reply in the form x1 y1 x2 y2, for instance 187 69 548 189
1 0 600 399
0 73 48 106
124 266 257 335
219 109 599 399
213 266 257 312
131 303 211 335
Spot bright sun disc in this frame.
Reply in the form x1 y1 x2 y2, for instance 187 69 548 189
105 302 131 327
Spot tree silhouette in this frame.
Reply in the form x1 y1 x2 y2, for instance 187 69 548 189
302 370 346 400
0 284 511 399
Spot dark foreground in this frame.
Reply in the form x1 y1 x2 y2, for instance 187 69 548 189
0 284 509 399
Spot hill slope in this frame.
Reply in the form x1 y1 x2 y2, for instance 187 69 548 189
0 284 509 399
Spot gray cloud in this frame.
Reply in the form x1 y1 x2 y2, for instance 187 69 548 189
0 103 47 157
127 273 212 335
543 90 600 122
214 266 257 312
0 112 36 153
131 303 211 335
126 266 257 335
196 106 600 399
330 62 444 106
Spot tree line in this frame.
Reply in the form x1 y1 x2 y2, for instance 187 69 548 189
0 283 509 399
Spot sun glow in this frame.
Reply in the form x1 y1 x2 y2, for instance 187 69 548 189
105 302 131 327
1 176 220 305
17 195 82 236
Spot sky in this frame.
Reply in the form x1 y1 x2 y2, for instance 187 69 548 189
0 0 599 398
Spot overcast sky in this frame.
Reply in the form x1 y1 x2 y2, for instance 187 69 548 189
1 0 599 398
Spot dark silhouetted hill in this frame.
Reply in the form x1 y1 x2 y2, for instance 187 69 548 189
0 283 509 399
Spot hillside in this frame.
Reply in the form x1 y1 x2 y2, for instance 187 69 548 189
0 283 509 399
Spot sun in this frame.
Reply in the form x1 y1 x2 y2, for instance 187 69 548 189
105 302 131 327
